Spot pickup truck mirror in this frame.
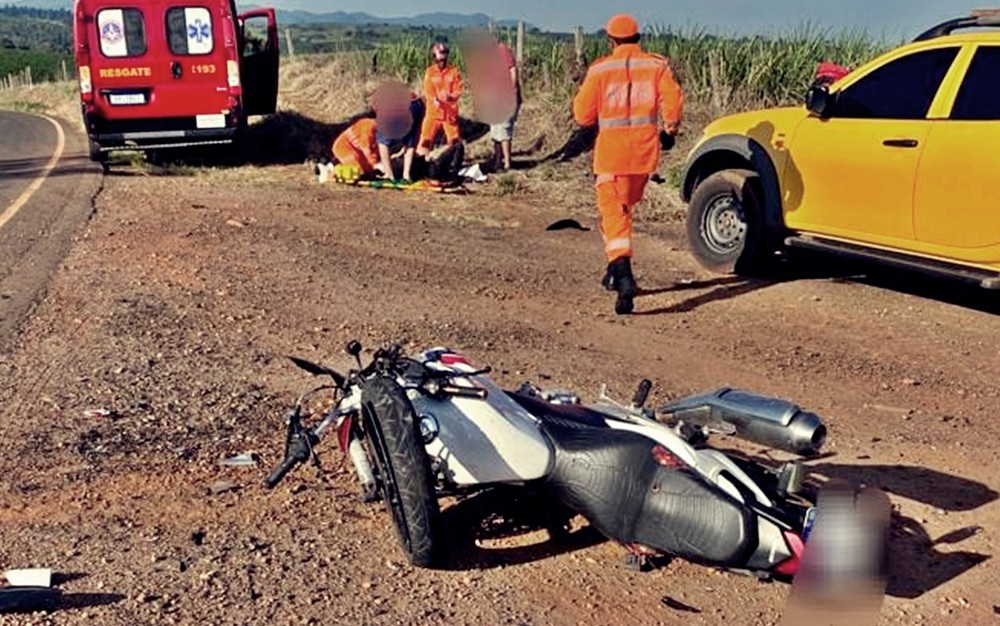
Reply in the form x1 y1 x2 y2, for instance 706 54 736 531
805 84 834 118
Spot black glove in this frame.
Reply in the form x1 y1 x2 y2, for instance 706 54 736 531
659 130 676 151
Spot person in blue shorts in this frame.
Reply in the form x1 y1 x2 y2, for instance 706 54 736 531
375 93 425 182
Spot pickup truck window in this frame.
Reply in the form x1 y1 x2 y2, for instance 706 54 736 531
834 47 958 120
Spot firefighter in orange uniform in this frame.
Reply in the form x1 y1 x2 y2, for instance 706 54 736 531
572 14 684 315
331 117 381 176
418 41 463 155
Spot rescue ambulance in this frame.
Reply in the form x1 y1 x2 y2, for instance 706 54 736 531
73 0 279 161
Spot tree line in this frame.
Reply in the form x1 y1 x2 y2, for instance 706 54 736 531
0 6 72 53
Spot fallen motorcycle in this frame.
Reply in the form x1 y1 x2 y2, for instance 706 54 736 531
265 341 883 585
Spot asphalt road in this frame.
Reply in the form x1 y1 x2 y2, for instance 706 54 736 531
0 110 103 353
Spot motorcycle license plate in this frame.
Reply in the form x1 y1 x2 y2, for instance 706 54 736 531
802 506 818 542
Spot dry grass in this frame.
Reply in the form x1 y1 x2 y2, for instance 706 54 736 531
0 56 706 225
0 80 83 130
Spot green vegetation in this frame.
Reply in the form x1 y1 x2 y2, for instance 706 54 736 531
0 3 890 111
0 6 72 82
0 48 71 81
311 24 887 107
0 6 72 53
494 173 522 196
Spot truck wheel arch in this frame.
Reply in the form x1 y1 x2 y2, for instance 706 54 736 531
681 134 785 251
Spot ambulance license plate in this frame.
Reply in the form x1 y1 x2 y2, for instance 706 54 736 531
108 93 146 105
196 114 226 129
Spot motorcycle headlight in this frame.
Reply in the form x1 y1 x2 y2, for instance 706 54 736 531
418 414 439 444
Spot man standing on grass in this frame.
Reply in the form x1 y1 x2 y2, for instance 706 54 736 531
465 30 522 172
418 41 463 156
491 38 521 171
572 14 684 315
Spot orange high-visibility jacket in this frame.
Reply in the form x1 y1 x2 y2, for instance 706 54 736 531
573 43 684 175
332 118 379 167
423 64 462 123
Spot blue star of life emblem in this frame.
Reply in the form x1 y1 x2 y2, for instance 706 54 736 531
188 19 210 43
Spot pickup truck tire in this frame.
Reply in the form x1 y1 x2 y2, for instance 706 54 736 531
686 169 768 274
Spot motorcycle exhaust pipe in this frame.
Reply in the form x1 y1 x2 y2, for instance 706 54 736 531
660 388 826 456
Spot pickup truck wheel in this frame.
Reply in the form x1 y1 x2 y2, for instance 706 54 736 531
686 169 767 274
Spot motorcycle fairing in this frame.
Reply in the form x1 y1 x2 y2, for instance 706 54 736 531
409 381 554 486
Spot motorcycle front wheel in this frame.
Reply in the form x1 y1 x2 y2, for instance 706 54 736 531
360 376 442 568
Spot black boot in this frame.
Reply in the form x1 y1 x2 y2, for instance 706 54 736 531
608 257 637 315
602 264 616 291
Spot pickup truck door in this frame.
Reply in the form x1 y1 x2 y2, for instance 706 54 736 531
782 46 959 245
914 44 1000 260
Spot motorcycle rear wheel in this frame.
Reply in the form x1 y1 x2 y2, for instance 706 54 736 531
361 376 442 568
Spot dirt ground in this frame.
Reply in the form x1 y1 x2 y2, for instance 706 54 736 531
1 142 999 626
4 51 1000 621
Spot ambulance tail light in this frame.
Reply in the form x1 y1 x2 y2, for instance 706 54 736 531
74 4 93 103
79 65 93 102
221 15 242 95
227 60 241 90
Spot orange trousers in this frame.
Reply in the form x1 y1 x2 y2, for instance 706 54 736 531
418 116 461 153
596 174 649 262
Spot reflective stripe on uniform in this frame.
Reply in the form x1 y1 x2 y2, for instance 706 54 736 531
598 115 659 129
604 237 632 253
587 58 668 76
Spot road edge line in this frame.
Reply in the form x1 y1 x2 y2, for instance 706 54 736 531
0 113 67 231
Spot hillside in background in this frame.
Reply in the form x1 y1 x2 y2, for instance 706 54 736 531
237 6 528 29
5 1 528 29
6 0 68 9
251 7 523 28
0 6 70 52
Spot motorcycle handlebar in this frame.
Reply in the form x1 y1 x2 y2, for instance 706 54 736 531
264 429 314 489
440 384 488 400
265 454 303 489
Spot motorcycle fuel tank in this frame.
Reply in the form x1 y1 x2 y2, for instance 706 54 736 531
408 374 554 487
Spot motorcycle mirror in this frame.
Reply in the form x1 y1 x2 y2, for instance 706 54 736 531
632 379 652 408
345 340 363 367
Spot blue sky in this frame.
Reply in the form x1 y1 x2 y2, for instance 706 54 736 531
272 0 975 38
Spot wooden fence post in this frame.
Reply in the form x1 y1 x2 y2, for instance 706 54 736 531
62 59 68 82
516 21 525 65
574 26 584 68
285 27 295 58
26 65 32 88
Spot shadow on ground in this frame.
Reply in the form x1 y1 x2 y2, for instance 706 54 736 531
437 486 606 571
0 570 124 614
786 249 1000 316
119 111 491 172
629 251 1000 317
633 275 781 315
806 462 997 599
437 457 997 598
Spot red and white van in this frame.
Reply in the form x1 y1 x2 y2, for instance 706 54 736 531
73 0 279 161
